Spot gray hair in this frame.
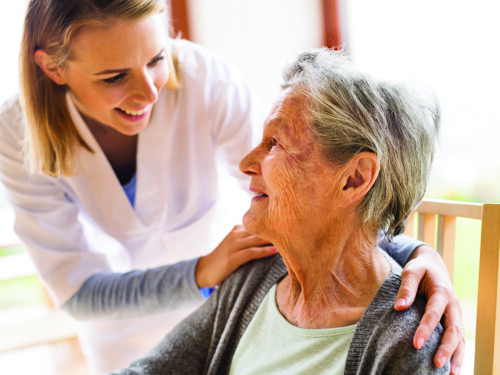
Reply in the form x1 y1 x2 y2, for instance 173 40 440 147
282 48 440 238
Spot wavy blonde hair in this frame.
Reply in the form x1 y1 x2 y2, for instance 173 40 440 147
20 0 179 176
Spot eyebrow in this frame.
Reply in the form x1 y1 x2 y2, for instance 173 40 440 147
93 47 165 76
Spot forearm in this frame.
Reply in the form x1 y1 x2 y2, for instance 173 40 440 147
62 258 205 320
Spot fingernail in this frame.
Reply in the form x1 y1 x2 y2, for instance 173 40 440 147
436 355 446 368
394 298 406 308
416 337 425 349
451 365 460 374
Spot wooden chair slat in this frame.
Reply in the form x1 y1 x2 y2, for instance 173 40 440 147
475 203 500 374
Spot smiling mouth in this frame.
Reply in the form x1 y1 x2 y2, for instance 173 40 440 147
116 107 148 116
254 192 268 197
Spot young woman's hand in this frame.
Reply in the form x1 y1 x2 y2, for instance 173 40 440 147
394 245 465 375
195 225 277 288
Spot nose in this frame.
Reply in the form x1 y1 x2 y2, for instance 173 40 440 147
131 71 158 103
239 146 262 176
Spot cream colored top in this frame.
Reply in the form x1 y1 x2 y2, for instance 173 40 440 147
230 284 357 375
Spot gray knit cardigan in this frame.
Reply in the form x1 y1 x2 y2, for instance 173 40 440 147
110 254 450 374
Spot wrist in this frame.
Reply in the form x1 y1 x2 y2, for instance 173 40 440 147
409 245 448 272
195 255 208 289
409 244 434 261
195 254 218 289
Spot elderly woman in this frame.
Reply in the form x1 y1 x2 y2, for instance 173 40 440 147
111 48 449 374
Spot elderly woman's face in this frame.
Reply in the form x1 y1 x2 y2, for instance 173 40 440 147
239 91 340 240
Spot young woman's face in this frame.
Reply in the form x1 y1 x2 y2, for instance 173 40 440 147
61 14 169 135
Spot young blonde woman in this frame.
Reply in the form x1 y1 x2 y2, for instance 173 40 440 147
0 0 464 373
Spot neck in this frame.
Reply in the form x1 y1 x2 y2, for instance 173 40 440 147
81 113 138 184
275 221 390 329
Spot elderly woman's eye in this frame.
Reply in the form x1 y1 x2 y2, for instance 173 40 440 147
270 137 280 149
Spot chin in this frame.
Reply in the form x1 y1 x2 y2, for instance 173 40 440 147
242 213 266 237
242 214 257 234
117 121 149 136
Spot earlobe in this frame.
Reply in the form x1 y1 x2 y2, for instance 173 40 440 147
34 50 66 85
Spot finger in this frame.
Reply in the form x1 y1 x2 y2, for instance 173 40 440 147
413 294 447 350
432 321 462 368
433 302 464 370
230 245 278 269
218 228 271 254
449 332 466 375
226 224 259 240
395 263 423 310
237 235 273 248
227 226 272 245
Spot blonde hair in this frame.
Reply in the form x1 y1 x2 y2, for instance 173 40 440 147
20 0 178 176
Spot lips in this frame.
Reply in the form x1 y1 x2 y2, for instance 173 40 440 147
116 107 148 116
114 106 151 123
250 187 268 198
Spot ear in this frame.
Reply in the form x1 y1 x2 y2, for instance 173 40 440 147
339 152 380 207
34 50 66 85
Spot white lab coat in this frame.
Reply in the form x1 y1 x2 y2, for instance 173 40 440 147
0 40 265 373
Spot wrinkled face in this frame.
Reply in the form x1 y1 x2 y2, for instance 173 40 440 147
60 14 169 135
239 91 341 241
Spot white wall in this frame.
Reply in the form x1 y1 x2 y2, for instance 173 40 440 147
0 2 26 104
345 0 500 202
187 0 323 112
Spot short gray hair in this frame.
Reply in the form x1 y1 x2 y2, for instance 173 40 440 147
282 48 440 238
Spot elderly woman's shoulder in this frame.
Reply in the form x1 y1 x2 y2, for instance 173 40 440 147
347 263 450 374
226 253 286 285
216 254 287 303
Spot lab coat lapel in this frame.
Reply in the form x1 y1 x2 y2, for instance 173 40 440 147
66 95 146 236
134 89 173 228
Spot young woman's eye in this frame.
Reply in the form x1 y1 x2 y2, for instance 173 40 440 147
148 55 165 67
103 73 126 85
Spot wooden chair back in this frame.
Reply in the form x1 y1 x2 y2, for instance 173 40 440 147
404 198 500 374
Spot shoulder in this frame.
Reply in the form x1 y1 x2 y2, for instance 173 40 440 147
217 254 287 305
0 94 22 115
0 94 25 151
170 39 246 89
346 262 449 374
0 94 23 129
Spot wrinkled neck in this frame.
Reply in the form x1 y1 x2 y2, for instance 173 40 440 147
275 221 390 329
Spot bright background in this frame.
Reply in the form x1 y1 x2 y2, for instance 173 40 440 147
1 1 499 373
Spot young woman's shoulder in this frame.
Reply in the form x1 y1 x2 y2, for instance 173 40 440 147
170 39 243 86
0 94 23 122
0 94 24 148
